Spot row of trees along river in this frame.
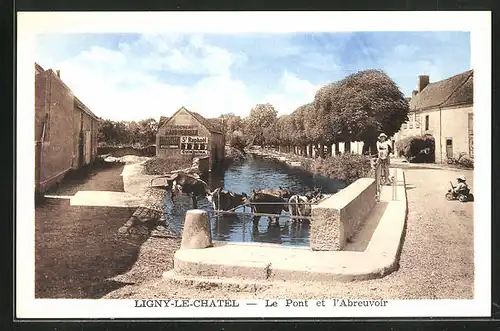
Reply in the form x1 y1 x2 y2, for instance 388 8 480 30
97 70 410 156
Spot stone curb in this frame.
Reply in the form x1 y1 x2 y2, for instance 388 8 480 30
390 160 471 172
163 270 270 292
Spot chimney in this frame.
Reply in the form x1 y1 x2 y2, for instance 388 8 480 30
412 90 418 97
56 70 60 77
417 75 429 92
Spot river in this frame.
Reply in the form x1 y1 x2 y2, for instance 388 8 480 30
162 155 345 247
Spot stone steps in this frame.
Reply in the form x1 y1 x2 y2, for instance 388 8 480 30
163 270 271 292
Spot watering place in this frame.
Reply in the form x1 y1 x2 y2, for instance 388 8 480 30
160 155 345 247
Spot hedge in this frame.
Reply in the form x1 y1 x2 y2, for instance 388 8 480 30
308 153 372 185
395 134 435 163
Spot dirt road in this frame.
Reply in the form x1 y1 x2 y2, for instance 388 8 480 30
35 163 141 298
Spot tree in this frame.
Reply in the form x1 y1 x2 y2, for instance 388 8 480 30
97 119 117 145
97 118 158 146
138 118 158 145
246 103 278 147
314 69 409 155
292 105 310 156
219 113 244 143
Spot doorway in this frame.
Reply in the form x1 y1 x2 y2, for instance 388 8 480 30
445 138 453 159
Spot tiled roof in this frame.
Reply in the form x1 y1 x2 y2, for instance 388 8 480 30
74 96 99 120
158 116 170 129
189 111 222 133
409 70 473 111
160 107 223 134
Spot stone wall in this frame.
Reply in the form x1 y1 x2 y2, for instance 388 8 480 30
98 145 156 157
197 156 210 174
310 178 377 251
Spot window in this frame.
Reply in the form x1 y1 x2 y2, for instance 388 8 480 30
425 115 429 131
415 113 421 129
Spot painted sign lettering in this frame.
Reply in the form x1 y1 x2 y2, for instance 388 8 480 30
181 136 209 144
180 150 209 155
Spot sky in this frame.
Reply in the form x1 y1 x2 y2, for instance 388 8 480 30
35 31 471 121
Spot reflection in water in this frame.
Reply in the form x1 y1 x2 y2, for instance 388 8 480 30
162 155 345 247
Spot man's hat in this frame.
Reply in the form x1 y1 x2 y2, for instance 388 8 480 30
378 133 387 139
457 175 466 181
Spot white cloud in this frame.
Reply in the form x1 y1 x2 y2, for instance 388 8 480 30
263 71 319 115
391 44 419 58
132 33 247 76
36 34 320 121
38 38 255 121
300 52 340 71
79 46 127 67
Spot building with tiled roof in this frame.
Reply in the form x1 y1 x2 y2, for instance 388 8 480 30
395 70 474 163
156 106 225 170
35 63 100 194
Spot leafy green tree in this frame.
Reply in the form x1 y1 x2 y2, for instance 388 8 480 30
314 70 409 154
219 113 244 143
138 118 158 145
246 103 278 147
97 119 118 145
292 105 311 156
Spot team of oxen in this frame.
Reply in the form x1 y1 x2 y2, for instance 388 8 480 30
152 172 326 226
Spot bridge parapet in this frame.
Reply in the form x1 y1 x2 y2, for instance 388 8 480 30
310 178 377 251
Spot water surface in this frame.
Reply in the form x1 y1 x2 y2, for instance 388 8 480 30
162 155 345 247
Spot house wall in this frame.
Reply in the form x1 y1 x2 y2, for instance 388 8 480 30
72 107 99 167
37 70 75 192
72 108 81 169
394 104 473 163
439 105 473 162
210 132 224 165
35 66 100 193
82 112 96 165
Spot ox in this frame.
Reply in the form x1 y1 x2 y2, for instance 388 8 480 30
161 172 212 209
257 186 294 200
287 195 312 220
208 187 249 212
288 187 325 222
304 186 324 202
250 189 287 226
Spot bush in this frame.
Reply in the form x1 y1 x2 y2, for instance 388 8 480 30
395 134 435 163
309 153 372 185
225 146 246 162
447 152 474 169
229 134 249 151
143 156 193 175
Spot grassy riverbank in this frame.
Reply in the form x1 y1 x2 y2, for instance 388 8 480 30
252 148 372 185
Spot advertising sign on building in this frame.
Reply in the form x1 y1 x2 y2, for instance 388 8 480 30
159 136 180 149
181 136 209 144
180 150 209 155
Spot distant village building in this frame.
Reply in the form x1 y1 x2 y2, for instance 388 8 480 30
156 107 224 170
35 63 100 194
394 70 473 163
